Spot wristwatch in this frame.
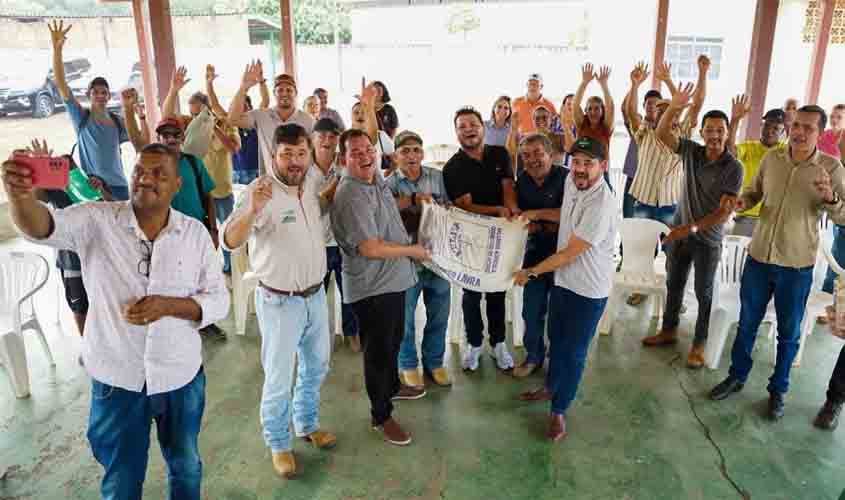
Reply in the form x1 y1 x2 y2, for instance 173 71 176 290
527 269 539 280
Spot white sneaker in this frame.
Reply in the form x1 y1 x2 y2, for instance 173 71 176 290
462 346 482 371
492 342 514 371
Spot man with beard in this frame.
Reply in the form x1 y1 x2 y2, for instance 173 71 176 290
310 118 361 351
514 137 618 442
229 62 315 175
512 133 566 378
49 21 131 201
3 142 229 498
386 130 452 388
644 85 743 368
442 107 520 372
726 103 786 237
711 105 845 421
331 128 430 446
222 124 339 477
507 105 566 174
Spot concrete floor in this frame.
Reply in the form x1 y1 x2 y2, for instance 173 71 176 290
1 239 845 500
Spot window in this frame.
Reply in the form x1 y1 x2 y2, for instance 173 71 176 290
666 35 723 80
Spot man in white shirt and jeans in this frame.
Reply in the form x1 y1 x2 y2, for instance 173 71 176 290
2 142 229 499
223 124 338 478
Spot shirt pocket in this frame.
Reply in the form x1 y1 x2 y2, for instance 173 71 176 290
151 258 200 297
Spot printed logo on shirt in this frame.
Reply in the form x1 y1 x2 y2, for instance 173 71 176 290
280 208 297 224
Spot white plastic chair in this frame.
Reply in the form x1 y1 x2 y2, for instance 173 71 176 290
598 219 671 335
0 251 53 398
608 168 626 213
509 285 524 347
424 144 459 170
704 236 750 369
790 243 840 368
231 246 258 336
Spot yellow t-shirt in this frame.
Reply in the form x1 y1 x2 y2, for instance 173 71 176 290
204 125 240 199
736 141 786 217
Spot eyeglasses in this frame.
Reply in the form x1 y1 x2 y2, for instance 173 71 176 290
159 131 183 140
138 239 153 278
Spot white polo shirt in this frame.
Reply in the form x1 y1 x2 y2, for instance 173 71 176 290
554 174 618 299
244 108 315 175
29 202 230 395
222 170 327 291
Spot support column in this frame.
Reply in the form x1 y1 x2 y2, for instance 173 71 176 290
279 0 297 78
742 0 779 142
132 0 160 127
131 0 177 125
804 0 835 105
650 0 669 90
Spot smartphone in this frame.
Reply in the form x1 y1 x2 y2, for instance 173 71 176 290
12 153 70 190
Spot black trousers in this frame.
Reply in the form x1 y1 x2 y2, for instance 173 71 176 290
352 291 405 425
661 237 721 345
828 345 845 405
462 290 506 348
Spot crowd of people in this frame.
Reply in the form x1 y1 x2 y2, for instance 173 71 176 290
3 20 845 498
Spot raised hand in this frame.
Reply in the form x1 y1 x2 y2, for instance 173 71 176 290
630 61 649 87
120 88 138 109
205 64 217 83
240 60 262 90
670 82 695 109
27 138 52 157
581 63 595 84
730 94 751 123
360 80 378 110
249 176 273 215
255 60 264 82
171 66 190 92
1 154 35 201
597 65 612 85
655 61 672 82
48 20 72 50
697 54 711 75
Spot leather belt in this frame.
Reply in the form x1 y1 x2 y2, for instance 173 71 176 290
259 281 323 298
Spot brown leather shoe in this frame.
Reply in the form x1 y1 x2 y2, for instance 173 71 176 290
642 329 678 347
512 361 539 378
376 417 412 446
547 414 567 442
813 400 843 430
518 387 552 402
348 335 361 352
686 344 705 369
401 369 424 388
271 451 297 478
426 367 452 387
627 293 647 306
392 384 427 400
302 430 337 449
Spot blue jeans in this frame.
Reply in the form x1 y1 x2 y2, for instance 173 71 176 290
232 169 258 186
547 286 607 415
728 257 814 394
87 368 206 500
324 246 359 337
399 268 451 371
522 274 553 365
631 200 676 228
823 224 845 293
254 286 331 452
214 194 235 273
108 184 130 201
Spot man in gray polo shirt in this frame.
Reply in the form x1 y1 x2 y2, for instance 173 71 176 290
642 84 743 370
332 128 431 447
514 136 618 442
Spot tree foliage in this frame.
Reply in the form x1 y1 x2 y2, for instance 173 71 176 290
249 0 351 44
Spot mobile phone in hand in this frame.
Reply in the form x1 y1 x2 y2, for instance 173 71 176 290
12 152 69 190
